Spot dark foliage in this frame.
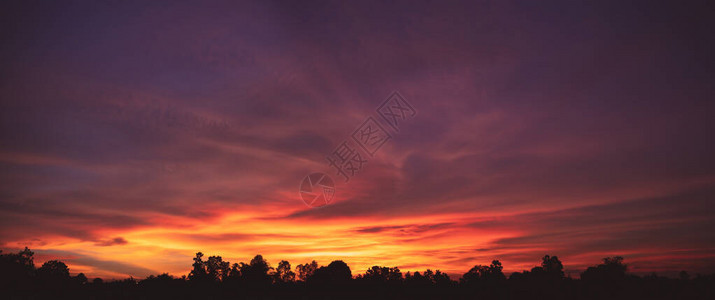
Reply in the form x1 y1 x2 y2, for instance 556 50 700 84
1 248 714 299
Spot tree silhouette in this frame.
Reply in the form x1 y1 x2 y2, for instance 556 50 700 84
37 260 70 279
72 272 88 285
461 259 506 285
540 255 564 279
274 260 295 283
296 260 318 282
226 263 241 281
431 270 453 289
0 247 36 294
581 256 628 281
361 266 403 283
205 255 230 282
239 254 273 286
1 247 714 299
406 269 453 288
309 260 352 284
188 252 208 282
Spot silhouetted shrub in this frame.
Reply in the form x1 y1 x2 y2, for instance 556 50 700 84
1 248 713 299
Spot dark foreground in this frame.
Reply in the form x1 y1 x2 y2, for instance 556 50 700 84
2 248 714 299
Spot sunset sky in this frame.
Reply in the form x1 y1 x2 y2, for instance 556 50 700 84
1 1 714 280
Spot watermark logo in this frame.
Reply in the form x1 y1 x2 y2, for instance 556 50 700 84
300 91 417 207
299 173 335 207
351 117 391 157
377 91 416 132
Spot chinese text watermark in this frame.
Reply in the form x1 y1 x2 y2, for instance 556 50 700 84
300 91 417 207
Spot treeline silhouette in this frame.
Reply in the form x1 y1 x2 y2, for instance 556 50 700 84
2 248 714 299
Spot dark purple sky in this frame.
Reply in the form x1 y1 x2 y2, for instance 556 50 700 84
1 0 714 279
